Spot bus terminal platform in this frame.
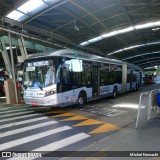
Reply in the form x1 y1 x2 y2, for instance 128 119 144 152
0 84 160 160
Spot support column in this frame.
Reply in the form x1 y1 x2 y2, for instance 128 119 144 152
122 62 127 93
8 32 18 103
18 35 28 62
0 37 12 78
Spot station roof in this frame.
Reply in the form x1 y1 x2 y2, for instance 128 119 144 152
0 0 160 70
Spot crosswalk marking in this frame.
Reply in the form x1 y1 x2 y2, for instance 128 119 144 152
0 106 23 111
0 108 28 114
34 133 90 151
0 107 14 111
0 117 48 129
0 105 22 110
0 110 34 118
0 120 58 138
0 126 71 150
0 113 41 123
8 133 90 160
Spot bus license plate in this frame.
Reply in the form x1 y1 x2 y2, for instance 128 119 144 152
32 102 37 106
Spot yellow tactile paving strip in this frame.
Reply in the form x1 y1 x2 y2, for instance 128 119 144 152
49 110 121 134
74 119 104 126
51 112 76 117
60 115 88 121
89 123 121 134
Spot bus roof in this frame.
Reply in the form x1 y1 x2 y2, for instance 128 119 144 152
26 49 142 70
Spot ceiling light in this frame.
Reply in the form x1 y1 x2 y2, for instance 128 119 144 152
80 20 160 46
152 28 160 31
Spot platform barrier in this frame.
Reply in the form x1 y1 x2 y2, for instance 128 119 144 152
148 89 159 120
136 92 149 128
136 89 160 128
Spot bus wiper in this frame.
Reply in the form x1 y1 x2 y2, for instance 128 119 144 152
35 80 43 90
24 81 31 90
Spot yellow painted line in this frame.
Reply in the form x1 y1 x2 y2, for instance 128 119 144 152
45 110 65 115
88 123 120 134
73 119 104 127
60 115 88 121
51 112 76 117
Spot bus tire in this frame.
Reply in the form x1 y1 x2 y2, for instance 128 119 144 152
112 87 117 98
77 92 86 108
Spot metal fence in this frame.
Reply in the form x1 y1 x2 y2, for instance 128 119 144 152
136 89 160 128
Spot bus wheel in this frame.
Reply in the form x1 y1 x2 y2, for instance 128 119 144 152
77 92 86 107
112 87 117 98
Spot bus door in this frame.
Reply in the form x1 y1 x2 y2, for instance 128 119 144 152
92 66 100 97
130 70 133 89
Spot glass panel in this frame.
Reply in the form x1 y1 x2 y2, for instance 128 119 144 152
44 0 60 4
6 10 26 21
24 60 56 89
18 0 46 14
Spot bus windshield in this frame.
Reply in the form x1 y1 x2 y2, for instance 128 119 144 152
24 60 56 89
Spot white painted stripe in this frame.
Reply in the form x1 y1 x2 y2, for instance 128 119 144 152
0 113 41 123
0 110 34 118
0 120 58 138
34 132 90 151
8 133 90 160
0 126 71 150
0 107 22 111
0 107 15 111
0 117 48 129
0 105 22 109
0 108 28 114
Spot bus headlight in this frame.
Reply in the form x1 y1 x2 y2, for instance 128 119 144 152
45 90 55 97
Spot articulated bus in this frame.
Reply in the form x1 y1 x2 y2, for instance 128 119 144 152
23 49 142 107
144 74 155 84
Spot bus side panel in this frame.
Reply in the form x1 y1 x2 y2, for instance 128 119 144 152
61 87 92 106
99 83 122 97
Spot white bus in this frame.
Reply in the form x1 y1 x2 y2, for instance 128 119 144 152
23 49 142 107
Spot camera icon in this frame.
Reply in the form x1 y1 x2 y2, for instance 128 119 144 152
2 152 11 157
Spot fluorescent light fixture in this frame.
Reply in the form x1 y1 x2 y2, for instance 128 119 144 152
80 41 89 46
135 22 154 30
80 20 160 46
102 31 118 38
6 46 16 50
107 41 160 56
122 51 160 60
6 10 25 21
117 27 134 34
152 27 160 31
18 0 45 14
88 36 103 43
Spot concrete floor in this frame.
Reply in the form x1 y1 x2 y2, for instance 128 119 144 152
0 84 160 160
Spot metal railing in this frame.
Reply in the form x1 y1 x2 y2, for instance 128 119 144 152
136 92 149 128
136 89 160 128
148 89 159 120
